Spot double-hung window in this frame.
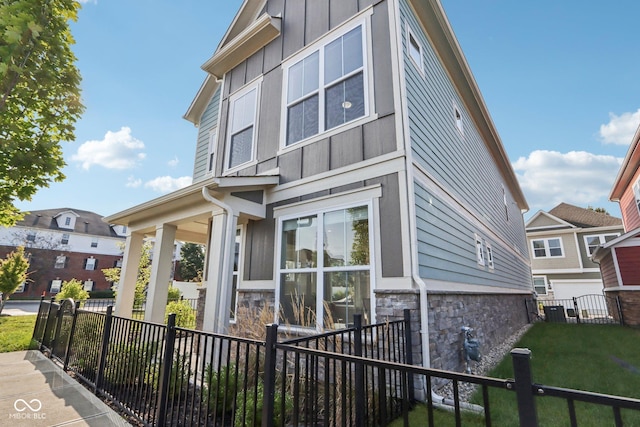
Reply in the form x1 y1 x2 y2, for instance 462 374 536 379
284 21 368 146
584 233 619 256
54 255 67 269
533 276 547 295
278 205 372 329
531 238 563 258
208 129 217 175
226 81 260 170
475 234 485 266
85 257 97 271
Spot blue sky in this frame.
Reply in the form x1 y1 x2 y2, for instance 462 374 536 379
16 0 640 220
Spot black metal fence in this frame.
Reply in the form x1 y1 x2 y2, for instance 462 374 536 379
33 298 640 426
527 294 623 325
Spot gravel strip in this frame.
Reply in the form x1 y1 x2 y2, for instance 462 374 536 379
436 323 533 403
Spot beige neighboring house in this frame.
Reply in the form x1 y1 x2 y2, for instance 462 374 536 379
526 203 623 301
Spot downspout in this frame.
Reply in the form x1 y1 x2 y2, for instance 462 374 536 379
406 176 483 413
201 187 236 333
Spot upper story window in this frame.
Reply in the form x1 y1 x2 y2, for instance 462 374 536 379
454 105 464 135
584 233 619 256
85 257 97 270
634 178 640 214
531 238 564 258
61 233 70 245
91 237 98 248
64 217 71 226
284 20 368 147
407 28 423 72
208 129 217 175
54 255 67 269
226 81 260 171
26 232 36 242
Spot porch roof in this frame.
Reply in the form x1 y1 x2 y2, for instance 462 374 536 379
103 176 279 231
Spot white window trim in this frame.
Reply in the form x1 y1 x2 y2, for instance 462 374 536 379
531 237 565 259
486 242 494 269
475 234 485 266
275 200 375 331
207 128 218 176
583 233 620 257
279 11 373 150
532 275 548 295
223 77 262 174
83 280 94 292
406 25 424 74
230 225 244 324
85 257 96 271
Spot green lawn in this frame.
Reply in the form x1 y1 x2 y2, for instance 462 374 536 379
391 323 640 426
0 315 37 353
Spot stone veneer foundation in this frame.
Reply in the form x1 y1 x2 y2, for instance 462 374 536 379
605 290 640 326
197 287 531 375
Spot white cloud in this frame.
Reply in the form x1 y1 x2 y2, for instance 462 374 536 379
599 109 640 145
168 157 179 168
512 150 622 211
72 127 146 170
125 176 142 188
144 176 192 193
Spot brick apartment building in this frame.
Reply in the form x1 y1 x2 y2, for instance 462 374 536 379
0 208 126 299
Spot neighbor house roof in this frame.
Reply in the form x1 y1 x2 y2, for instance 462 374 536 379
548 203 622 228
17 208 119 238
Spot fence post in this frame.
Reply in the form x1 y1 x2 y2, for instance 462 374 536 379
95 306 114 393
573 298 581 324
511 348 538 427
403 309 415 402
63 301 79 371
157 313 177 426
262 323 278 427
354 314 365 427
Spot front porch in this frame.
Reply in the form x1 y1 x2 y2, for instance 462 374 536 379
104 176 278 333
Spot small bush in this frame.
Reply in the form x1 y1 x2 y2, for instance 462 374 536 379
203 363 241 416
167 285 181 302
234 378 293 427
165 300 195 328
55 279 89 302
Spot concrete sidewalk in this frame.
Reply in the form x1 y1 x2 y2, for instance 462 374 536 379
0 350 129 426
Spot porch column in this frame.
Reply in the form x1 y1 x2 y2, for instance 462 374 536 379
203 211 238 333
145 223 177 323
114 231 144 318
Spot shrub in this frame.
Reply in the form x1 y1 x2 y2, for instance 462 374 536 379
167 285 181 302
234 378 293 427
88 289 114 299
203 363 241 416
55 279 89 302
165 300 195 328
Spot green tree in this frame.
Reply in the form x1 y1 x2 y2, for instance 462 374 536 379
102 242 152 307
178 243 204 282
0 0 84 226
54 278 89 302
0 247 30 315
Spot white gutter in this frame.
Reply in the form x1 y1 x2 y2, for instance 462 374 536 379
201 187 236 333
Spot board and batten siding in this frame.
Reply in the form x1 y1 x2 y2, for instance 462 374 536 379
399 0 528 258
192 88 221 182
414 182 531 290
215 0 396 184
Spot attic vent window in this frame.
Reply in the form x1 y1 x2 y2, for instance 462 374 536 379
454 105 464 135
